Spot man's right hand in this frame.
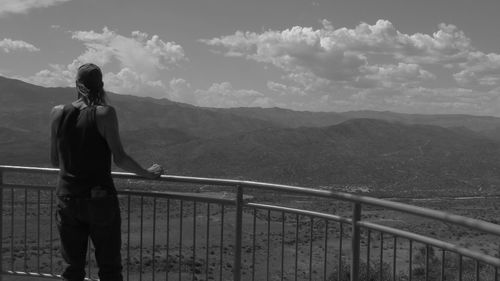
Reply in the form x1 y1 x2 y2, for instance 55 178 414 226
146 164 164 179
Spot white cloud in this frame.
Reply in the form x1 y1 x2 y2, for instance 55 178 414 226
71 27 186 77
200 20 479 88
201 25 367 82
454 52 500 89
23 27 187 97
263 72 497 115
267 81 306 96
339 21 473 64
13 19 500 115
199 19 500 114
0 38 39 52
104 68 168 98
364 63 435 88
0 0 71 16
168 78 194 104
25 64 73 87
194 82 274 108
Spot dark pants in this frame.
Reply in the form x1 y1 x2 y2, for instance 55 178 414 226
56 195 123 281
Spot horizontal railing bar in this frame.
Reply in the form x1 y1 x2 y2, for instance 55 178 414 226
0 183 54 191
241 182 500 237
2 165 500 238
0 166 59 175
118 189 235 205
0 165 242 186
0 183 235 205
358 221 500 267
4 270 61 279
246 203 352 224
4 270 95 280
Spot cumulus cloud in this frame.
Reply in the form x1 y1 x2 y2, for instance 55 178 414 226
201 25 367 82
0 38 39 52
15 19 500 114
168 78 195 104
24 27 186 97
0 0 71 16
199 19 500 114
364 63 435 88
267 81 306 96
25 63 73 87
71 27 185 75
264 72 497 115
454 52 500 89
337 21 473 64
104 68 168 98
194 82 274 108
201 20 476 86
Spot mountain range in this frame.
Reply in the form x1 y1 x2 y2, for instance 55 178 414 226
214 107 500 140
2 75 500 195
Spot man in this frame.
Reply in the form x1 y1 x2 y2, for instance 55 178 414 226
50 63 163 281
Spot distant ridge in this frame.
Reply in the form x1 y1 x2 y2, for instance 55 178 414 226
215 107 500 140
0 75 278 138
3 75 500 195
3 74 500 138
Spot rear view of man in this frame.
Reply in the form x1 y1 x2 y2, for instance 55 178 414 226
50 63 163 281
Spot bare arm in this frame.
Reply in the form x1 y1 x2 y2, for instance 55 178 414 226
50 105 64 167
96 106 162 179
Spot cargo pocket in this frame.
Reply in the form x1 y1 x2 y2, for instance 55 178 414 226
88 196 119 227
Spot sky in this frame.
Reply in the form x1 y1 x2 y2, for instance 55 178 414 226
1 0 500 116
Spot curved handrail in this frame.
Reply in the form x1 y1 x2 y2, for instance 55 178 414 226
2 165 500 237
358 221 500 267
2 165 500 280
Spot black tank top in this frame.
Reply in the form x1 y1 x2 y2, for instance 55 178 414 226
56 104 115 196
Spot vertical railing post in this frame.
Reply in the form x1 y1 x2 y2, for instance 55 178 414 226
351 203 362 281
0 170 4 281
234 184 243 281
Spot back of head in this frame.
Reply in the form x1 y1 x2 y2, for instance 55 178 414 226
76 63 106 105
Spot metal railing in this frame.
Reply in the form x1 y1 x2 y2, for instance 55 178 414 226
1 165 500 281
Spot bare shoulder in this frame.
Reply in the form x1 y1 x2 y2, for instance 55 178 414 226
95 105 117 119
50 104 64 120
95 105 119 131
51 104 64 113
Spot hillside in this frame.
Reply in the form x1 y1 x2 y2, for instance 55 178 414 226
0 76 277 139
151 119 500 194
0 75 279 165
3 76 500 195
0 127 49 165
